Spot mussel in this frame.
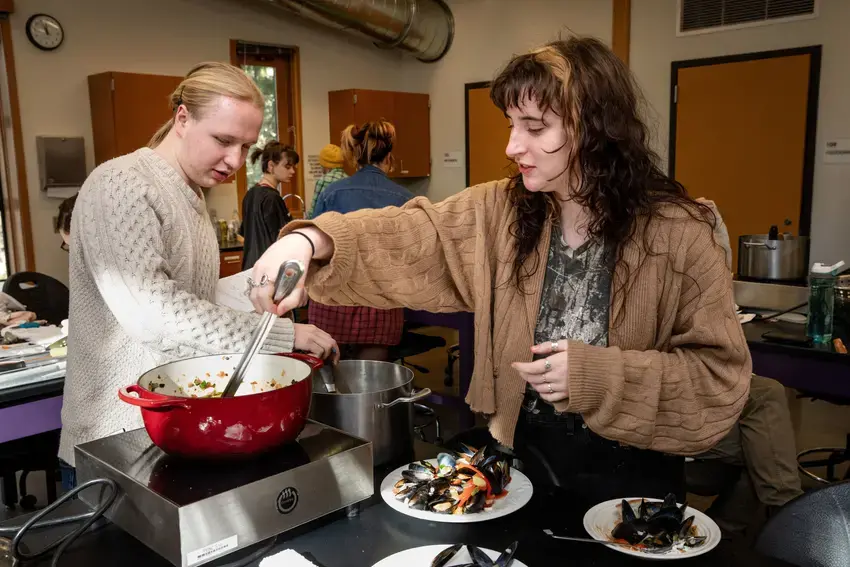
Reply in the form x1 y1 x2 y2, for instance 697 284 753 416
611 494 704 551
431 543 462 567
429 498 456 514
402 469 433 483
436 452 457 476
406 485 431 510
464 491 486 514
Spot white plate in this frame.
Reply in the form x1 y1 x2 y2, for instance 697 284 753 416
371 544 529 567
379 458 533 523
583 497 721 560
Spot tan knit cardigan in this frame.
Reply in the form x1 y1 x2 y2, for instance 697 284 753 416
284 179 752 455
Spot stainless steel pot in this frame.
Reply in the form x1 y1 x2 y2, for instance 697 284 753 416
309 361 431 466
738 234 809 281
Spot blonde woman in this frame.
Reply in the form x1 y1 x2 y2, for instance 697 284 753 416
309 121 413 361
59 62 338 471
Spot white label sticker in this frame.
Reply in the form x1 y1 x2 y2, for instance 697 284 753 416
187 535 238 566
824 139 850 164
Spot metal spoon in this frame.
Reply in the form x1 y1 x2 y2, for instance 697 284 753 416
542 529 693 554
221 260 304 398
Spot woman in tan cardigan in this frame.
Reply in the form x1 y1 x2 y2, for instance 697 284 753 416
249 37 752 503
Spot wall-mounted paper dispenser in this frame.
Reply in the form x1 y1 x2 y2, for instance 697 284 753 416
36 136 87 199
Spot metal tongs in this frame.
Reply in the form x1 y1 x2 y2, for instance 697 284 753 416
221 260 304 398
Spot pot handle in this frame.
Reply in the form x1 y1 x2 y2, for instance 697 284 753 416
377 387 432 409
743 241 777 250
277 352 325 370
118 385 191 410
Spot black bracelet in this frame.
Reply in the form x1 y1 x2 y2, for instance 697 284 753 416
290 230 316 258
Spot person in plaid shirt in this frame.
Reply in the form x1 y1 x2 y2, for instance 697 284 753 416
308 144 347 219
309 121 413 361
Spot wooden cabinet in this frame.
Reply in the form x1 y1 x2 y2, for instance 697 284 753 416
88 71 183 165
219 250 244 278
328 89 430 178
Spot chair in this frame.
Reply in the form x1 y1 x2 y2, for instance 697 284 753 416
0 430 60 510
387 322 447 375
2 272 69 326
795 395 850 484
755 480 850 567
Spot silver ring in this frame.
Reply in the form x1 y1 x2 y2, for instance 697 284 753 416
551 341 559 353
245 274 270 296
543 374 550 384
548 383 554 394
544 359 552 372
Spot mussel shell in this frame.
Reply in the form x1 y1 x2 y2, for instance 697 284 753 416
407 486 430 510
431 543 462 567
408 462 436 475
457 442 479 458
437 452 457 469
467 545 495 567
428 477 451 494
464 490 486 514
403 469 433 483
646 514 682 536
612 519 649 545
677 515 695 538
480 465 504 496
429 498 456 514
495 541 518 567
620 499 637 524
470 446 488 467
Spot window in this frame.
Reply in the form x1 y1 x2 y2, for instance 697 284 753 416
232 41 304 218
242 65 279 189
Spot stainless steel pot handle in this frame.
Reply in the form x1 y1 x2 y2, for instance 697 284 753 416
377 388 432 409
743 241 778 250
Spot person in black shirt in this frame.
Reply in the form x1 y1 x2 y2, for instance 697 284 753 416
240 140 299 270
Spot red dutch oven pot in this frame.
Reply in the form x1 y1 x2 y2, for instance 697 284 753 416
118 353 322 458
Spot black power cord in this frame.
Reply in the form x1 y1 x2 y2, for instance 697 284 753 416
0 478 118 567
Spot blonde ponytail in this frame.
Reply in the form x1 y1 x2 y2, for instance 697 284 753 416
148 62 264 148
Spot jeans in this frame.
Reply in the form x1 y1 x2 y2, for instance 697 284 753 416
59 459 76 492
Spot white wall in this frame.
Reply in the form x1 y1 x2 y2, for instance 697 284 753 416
631 0 850 266
405 0 613 202
10 0 411 283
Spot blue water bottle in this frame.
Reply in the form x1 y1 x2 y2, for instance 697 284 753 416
807 260 846 344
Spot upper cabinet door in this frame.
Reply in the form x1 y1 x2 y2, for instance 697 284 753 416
392 92 430 178
327 89 430 178
111 72 183 157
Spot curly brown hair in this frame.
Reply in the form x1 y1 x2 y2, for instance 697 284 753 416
489 36 716 314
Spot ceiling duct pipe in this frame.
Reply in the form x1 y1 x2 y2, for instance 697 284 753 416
253 0 455 62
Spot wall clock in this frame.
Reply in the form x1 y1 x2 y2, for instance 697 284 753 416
26 14 64 51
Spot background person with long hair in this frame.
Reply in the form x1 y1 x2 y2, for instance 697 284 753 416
250 37 751 505
240 140 299 270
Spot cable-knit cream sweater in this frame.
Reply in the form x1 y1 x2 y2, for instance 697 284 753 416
59 148 295 465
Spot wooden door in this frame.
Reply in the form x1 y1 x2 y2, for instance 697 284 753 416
112 72 183 159
670 47 820 273
392 92 430 178
465 82 512 187
232 43 304 219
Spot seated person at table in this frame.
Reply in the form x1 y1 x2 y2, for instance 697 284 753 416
249 37 751 506
688 199 803 535
308 120 413 362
